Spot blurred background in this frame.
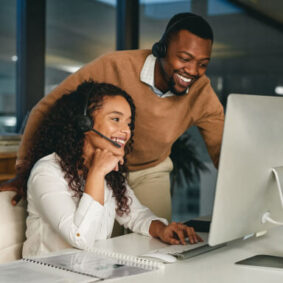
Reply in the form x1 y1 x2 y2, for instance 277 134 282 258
1 0 283 221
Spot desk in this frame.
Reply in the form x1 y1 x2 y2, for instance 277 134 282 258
94 226 283 283
1 226 283 283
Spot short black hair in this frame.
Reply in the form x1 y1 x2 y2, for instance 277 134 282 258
164 12 214 42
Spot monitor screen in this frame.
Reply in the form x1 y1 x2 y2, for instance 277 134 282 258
209 94 283 246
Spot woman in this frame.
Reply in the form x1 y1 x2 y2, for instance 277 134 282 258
20 80 201 257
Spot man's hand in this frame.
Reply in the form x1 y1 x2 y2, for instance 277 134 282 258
0 175 23 205
149 220 203 245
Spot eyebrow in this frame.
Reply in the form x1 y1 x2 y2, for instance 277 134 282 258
108 111 123 115
177 51 210 61
108 111 132 120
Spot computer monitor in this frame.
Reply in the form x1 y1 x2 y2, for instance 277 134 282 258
209 94 283 247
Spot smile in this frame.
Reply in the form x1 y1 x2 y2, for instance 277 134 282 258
111 137 126 146
176 74 192 84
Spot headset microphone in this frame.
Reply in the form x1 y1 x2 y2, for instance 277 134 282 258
76 86 121 148
90 128 121 148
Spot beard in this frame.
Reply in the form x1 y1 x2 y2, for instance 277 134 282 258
157 58 194 96
168 77 188 96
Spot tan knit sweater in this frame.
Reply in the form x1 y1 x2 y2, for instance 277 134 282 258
18 49 224 171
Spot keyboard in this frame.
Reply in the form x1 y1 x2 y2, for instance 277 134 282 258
151 233 225 260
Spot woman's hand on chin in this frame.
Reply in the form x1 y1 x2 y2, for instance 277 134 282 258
90 148 124 176
84 149 124 204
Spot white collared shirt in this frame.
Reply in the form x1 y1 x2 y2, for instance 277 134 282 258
140 54 189 98
22 153 167 257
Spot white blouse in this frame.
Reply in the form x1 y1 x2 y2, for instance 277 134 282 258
22 153 167 257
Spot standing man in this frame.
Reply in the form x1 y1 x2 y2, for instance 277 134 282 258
6 13 224 222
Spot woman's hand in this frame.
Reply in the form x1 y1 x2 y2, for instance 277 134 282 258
89 148 124 176
84 148 124 205
149 220 203 245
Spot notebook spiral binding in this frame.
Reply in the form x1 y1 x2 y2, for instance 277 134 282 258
88 247 164 270
23 248 164 280
22 257 100 279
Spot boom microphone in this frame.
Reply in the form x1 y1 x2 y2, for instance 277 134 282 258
91 128 121 148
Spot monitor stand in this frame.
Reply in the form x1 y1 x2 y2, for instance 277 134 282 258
262 166 283 226
237 166 283 269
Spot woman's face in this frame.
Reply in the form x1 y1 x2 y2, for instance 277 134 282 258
85 95 132 157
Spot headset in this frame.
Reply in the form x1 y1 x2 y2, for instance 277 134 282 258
76 86 121 148
152 14 207 58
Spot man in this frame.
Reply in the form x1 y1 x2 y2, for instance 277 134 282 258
4 13 224 222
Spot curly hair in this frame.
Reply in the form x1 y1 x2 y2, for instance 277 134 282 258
17 80 136 216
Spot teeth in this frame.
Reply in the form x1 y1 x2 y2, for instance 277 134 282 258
177 74 191 83
116 139 125 145
112 137 125 145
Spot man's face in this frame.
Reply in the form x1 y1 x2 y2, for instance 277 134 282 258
155 29 212 96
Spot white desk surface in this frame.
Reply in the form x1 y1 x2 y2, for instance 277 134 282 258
3 227 282 283
93 226 283 283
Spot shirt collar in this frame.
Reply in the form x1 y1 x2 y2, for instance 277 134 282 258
140 54 176 98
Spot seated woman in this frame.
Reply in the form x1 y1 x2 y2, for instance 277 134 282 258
19 80 202 257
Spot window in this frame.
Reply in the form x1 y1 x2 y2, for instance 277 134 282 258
0 0 17 133
45 0 117 93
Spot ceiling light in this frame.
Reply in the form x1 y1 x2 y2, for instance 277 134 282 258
275 86 283 95
60 65 81 73
4 117 16 127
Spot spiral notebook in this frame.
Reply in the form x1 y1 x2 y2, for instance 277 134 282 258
0 249 163 283
25 249 162 280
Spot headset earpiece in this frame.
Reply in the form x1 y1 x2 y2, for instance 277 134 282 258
76 115 93 132
76 85 95 133
152 14 200 59
152 40 167 58
75 84 121 148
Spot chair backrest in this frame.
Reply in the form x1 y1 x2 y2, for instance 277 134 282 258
0 191 27 263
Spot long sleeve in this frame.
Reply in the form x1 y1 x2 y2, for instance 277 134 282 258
24 154 169 257
116 184 168 236
26 154 109 251
194 81 224 168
